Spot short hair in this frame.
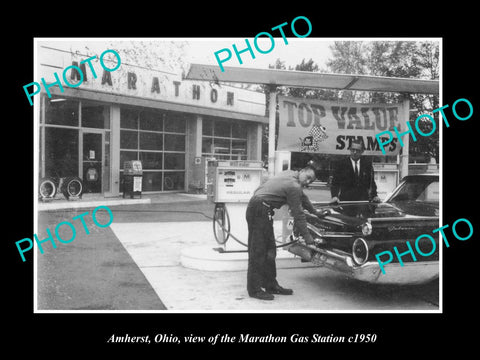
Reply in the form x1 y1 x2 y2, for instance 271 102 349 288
349 139 365 151
300 165 317 179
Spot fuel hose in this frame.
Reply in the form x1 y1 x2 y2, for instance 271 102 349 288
49 205 299 250
212 203 298 249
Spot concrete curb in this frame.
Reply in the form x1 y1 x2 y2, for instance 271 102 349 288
38 197 151 211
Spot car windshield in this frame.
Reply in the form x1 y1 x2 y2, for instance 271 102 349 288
386 176 439 215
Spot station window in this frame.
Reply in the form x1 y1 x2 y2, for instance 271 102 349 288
41 96 111 194
119 107 187 192
81 102 110 129
44 127 79 178
202 117 248 160
44 97 79 127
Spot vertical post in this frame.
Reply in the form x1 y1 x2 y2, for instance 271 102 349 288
40 95 45 178
399 93 410 181
194 115 203 192
268 85 277 176
110 105 121 196
247 123 263 160
195 115 202 157
255 123 262 161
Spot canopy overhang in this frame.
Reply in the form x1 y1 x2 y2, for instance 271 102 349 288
185 63 438 179
185 63 439 95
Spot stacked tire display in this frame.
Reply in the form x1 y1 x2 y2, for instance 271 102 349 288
38 177 57 200
38 176 83 201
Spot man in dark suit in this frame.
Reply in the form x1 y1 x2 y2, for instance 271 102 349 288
330 139 381 203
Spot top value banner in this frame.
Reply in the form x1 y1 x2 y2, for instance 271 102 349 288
277 96 405 156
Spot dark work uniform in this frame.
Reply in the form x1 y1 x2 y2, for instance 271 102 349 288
246 170 316 295
330 157 377 201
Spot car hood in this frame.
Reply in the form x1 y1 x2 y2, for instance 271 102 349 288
308 201 438 238
313 202 405 225
316 200 438 219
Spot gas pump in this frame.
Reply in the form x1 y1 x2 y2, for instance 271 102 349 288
206 159 264 252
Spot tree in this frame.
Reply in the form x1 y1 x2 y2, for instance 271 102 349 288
326 41 368 102
326 40 440 163
261 57 337 165
71 40 189 75
287 58 338 101
261 41 440 165
327 41 367 75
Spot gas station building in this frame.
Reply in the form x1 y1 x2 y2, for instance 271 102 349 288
36 41 438 200
37 42 268 197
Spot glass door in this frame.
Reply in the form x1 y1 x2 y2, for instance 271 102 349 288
82 131 103 193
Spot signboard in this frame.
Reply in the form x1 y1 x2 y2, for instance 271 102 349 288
124 160 143 175
133 176 142 192
277 96 404 156
215 160 263 168
37 42 265 117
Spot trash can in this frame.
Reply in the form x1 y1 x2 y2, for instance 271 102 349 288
123 160 143 198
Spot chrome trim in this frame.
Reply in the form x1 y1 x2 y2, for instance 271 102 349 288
367 215 438 222
288 242 439 285
306 224 355 238
352 238 369 265
322 233 355 238
311 200 371 206
351 261 439 285
361 222 373 236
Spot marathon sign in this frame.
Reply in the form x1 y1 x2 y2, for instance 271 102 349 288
277 96 405 156
35 43 265 116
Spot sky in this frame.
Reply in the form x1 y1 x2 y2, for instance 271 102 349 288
36 37 440 77
182 38 334 71
36 38 334 76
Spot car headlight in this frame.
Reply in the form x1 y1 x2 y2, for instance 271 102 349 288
352 238 369 265
361 221 372 236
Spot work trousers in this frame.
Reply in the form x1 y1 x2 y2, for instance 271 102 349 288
246 197 278 294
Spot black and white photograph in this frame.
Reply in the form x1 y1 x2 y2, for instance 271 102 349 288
32 37 441 312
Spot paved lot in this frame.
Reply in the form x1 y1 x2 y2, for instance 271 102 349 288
110 220 439 312
36 190 439 312
36 209 166 310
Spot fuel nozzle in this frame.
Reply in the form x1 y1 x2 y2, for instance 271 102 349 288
316 208 331 218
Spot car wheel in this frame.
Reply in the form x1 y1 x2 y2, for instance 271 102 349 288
213 203 230 244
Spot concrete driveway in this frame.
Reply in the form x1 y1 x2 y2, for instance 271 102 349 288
110 219 439 312
35 190 439 312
